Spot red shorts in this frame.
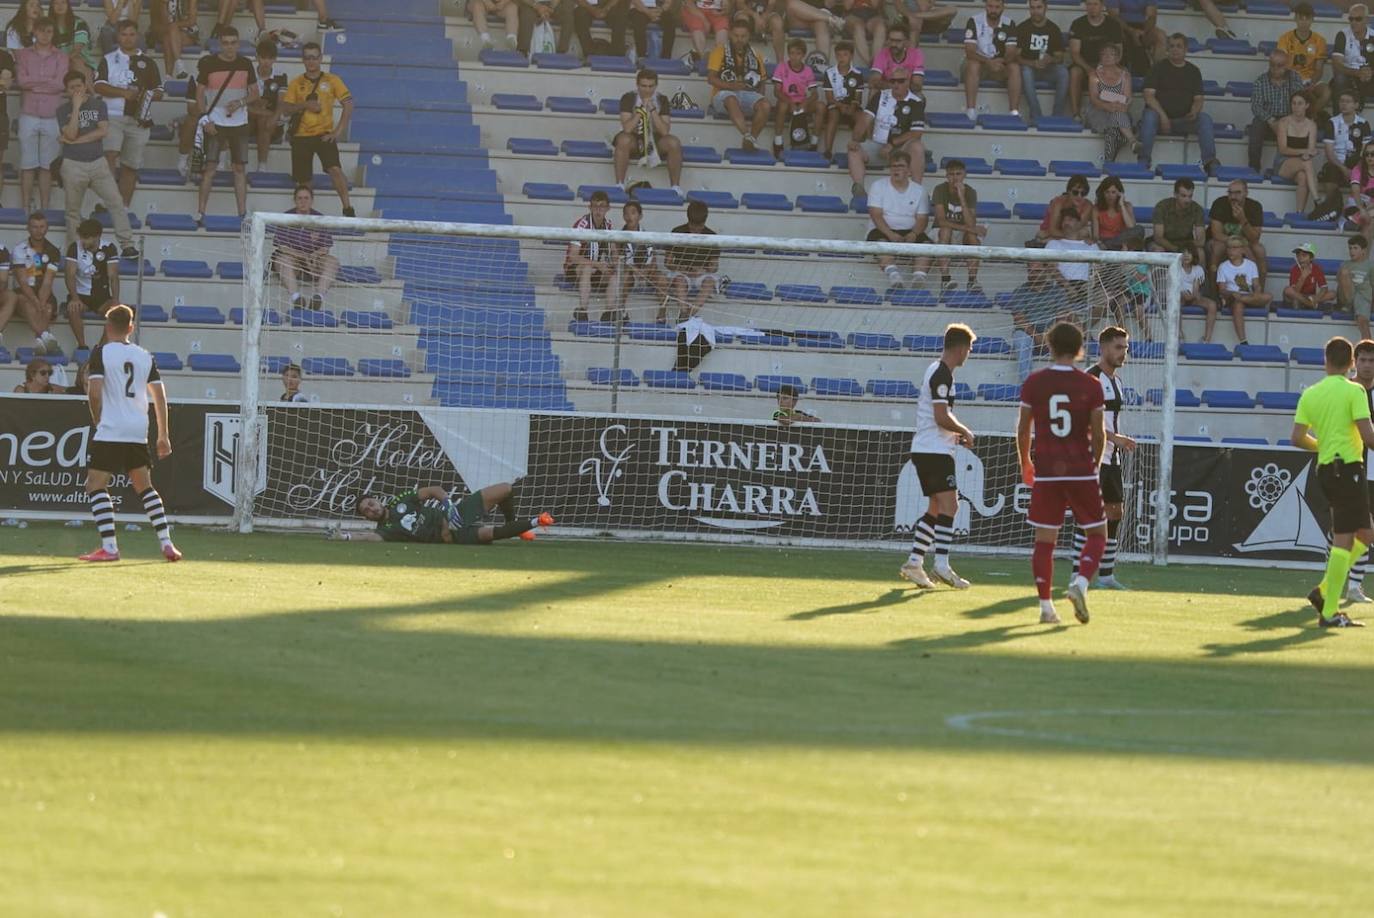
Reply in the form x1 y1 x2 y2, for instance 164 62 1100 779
683 7 730 32
1027 478 1106 530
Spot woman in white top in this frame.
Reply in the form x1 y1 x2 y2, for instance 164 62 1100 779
1274 90 1321 215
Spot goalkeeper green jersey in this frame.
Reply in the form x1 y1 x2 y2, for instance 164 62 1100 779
376 489 448 543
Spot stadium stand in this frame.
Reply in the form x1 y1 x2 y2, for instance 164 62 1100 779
0 0 1365 445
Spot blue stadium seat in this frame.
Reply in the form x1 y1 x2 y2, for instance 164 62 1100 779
995 158 1046 176
639 56 691 76
588 55 635 72
302 357 354 376
524 182 575 200
145 212 198 231
978 383 1021 402
1180 342 1232 361
137 305 168 322
644 369 696 388
867 379 919 398
975 201 1011 219
727 148 777 166
172 305 225 324
507 137 559 155
16 347 64 365
795 330 844 349
547 96 597 113
290 308 340 327
977 114 1027 131
686 189 738 208
228 307 282 325
1147 387 1201 406
587 367 639 386
1176 436 1213 443
152 351 182 371
1214 165 1263 182
491 93 541 111
188 353 241 372
1202 389 1255 408
1049 159 1100 177
1156 163 1206 181
216 261 243 280
342 311 395 329
831 285 881 305
1206 38 1256 55
943 156 993 174
944 289 990 309
813 377 863 396
888 288 939 307
971 337 1010 354
597 97 620 115
699 372 751 391
1284 212 1332 230
480 49 530 67
247 172 294 189
633 187 684 205
849 333 900 349
1035 117 1083 133
927 111 976 128
755 375 805 393
1013 202 1049 222
782 150 829 168
1257 390 1301 410
531 52 585 70
202 215 243 233
922 69 958 87
626 323 677 341
741 193 793 211
682 145 723 164
339 266 384 285
727 281 771 301
1222 437 1268 445
1104 162 1153 179
776 284 827 303
1234 343 1286 363
562 140 612 158
577 184 628 202
569 320 618 337
162 260 213 279
1225 80 1254 98
904 334 944 352
797 195 847 213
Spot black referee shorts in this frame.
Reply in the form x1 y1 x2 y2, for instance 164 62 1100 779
1099 464 1124 505
911 452 957 496
1317 461 1372 534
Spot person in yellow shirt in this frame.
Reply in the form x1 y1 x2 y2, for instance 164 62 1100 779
280 40 355 217
1277 2 1331 114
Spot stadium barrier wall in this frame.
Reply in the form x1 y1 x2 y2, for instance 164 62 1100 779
0 395 1334 567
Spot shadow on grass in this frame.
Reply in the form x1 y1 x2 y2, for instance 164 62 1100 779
1 590 1371 764
789 588 921 620
1200 607 1338 658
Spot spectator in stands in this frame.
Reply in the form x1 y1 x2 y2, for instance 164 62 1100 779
614 68 684 194
1092 175 1141 250
0 254 14 352
97 0 139 54
771 38 824 156
960 0 1020 122
281 41 355 218
158 0 197 79
1137 34 1217 174
1348 144 1374 243
470 0 520 50
842 0 885 70
0 39 15 207
1273 90 1322 215
1149 177 1204 259
14 356 59 393
1009 260 1068 378
774 383 819 425
1177 247 1216 343
1068 0 1123 118
865 149 931 289
1045 208 1095 306
517 0 574 56
248 37 287 174
1016 0 1068 125
890 0 955 42
1279 3 1330 116
628 0 676 62
1208 179 1266 290
16 17 67 212
1339 235 1374 340
65 358 89 394
274 185 339 310
783 0 844 65
1031 174 1092 245
6 0 41 49
663 199 719 321
732 0 786 68
682 0 730 65
819 40 865 158
1109 0 1163 74
1083 42 1137 161
194 26 258 225
931 158 987 293
612 200 665 322
1216 235 1270 344
1284 242 1335 310
63 217 118 351
13 211 63 355
51 0 96 78
1248 49 1305 173
868 20 923 92
565 189 616 321
848 65 925 196
94 20 160 208
707 17 771 152
280 362 309 402
211 0 262 45
1194 0 1234 42
175 68 199 181
572 0 628 60
1322 89 1370 189
59 71 137 259
1331 4 1374 106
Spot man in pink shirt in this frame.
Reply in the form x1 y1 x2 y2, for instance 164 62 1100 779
16 17 67 211
869 20 925 92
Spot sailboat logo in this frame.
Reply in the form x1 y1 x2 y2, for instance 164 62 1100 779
1232 461 1328 556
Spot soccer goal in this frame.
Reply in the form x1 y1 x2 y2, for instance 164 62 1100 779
234 212 1182 563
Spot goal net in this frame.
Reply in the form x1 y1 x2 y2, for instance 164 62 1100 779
235 213 1182 562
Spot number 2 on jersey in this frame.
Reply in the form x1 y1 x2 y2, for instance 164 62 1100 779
1048 394 1072 437
123 361 136 398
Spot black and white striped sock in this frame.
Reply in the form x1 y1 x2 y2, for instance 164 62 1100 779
89 489 117 553
1349 547 1371 591
908 513 936 564
933 513 954 565
139 487 173 547
1100 518 1121 578
1071 529 1087 575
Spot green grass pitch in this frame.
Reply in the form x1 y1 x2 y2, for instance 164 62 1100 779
1 526 1371 917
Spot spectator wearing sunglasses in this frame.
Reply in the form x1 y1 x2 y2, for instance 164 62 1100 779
14 355 59 392
1331 4 1374 105
1030 174 1092 245
847 65 926 198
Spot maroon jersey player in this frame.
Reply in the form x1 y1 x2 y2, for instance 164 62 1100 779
1016 321 1108 625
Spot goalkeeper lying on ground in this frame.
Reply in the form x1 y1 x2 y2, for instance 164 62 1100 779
345 483 555 544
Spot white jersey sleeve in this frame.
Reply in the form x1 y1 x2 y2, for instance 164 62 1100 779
1088 364 1125 467
910 359 958 454
88 341 162 443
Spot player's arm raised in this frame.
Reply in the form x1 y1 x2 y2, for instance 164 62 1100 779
1016 404 1034 485
149 380 171 458
1090 405 1106 468
1289 422 1318 451
933 402 974 446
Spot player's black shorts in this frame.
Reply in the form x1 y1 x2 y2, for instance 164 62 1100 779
89 440 151 474
1099 464 1124 504
447 491 489 544
911 451 957 496
1317 460 1371 533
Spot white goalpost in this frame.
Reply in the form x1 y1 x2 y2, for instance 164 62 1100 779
235 212 1182 563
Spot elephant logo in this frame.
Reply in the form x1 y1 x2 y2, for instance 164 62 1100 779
894 446 1007 535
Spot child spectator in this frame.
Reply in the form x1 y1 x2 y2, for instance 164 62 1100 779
280 362 309 402
1045 208 1096 306
611 200 666 323
1285 242 1335 310
1216 235 1271 345
565 189 616 321
773 383 819 425
771 37 822 156
1322 90 1370 189
1339 235 1374 340
63 217 119 351
931 158 988 293
819 40 865 159
1178 247 1216 343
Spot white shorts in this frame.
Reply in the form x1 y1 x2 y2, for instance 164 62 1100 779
19 114 59 170
666 270 720 294
711 90 765 117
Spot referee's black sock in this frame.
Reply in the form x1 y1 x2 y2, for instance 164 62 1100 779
493 518 535 540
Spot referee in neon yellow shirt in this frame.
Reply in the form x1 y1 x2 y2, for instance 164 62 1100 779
1292 336 1374 627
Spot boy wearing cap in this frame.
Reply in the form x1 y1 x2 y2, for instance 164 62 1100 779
1285 241 1335 310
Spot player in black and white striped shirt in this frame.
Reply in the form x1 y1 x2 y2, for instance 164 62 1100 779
1344 339 1374 603
78 304 183 563
901 323 977 589
1073 326 1135 589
